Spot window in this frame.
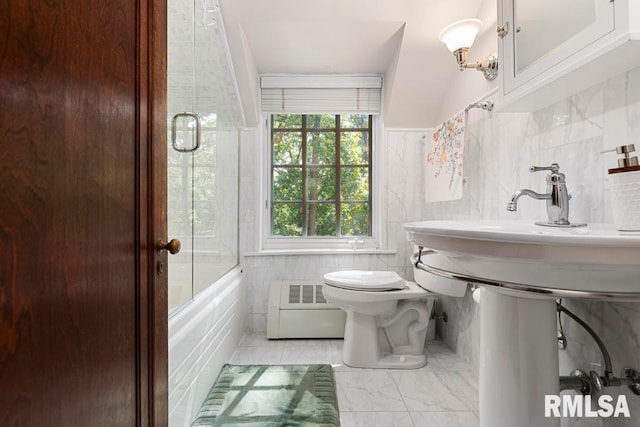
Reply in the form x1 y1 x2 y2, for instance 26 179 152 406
259 74 383 250
270 114 373 239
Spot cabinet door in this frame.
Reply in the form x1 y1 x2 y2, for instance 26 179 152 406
501 0 614 95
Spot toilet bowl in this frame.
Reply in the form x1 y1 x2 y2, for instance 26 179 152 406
323 252 467 369
322 270 435 369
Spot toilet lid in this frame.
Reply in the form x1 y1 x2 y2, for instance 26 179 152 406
323 270 407 291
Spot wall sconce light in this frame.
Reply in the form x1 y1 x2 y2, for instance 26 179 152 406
439 18 498 81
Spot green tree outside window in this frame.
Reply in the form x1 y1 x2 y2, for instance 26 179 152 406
271 114 372 237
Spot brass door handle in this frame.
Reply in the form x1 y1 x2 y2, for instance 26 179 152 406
157 238 181 254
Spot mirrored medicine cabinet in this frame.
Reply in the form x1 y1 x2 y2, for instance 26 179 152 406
497 0 640 111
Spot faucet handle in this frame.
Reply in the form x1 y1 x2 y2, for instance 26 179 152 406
529 163 560 173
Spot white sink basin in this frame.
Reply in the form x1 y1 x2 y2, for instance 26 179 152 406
404 220 640 298
404 220 640 427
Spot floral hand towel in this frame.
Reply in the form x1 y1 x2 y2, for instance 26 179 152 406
425 111 465 202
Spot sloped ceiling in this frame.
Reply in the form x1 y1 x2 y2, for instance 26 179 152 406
219 0 496 128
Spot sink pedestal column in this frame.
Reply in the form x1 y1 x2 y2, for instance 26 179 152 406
480 289 560 427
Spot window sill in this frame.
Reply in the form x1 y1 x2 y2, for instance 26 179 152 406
243 248 397 257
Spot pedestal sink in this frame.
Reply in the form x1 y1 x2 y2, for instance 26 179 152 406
403 220 640 427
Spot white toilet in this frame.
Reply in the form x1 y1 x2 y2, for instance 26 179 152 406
323 254 466 369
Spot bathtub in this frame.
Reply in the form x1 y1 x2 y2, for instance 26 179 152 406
168 266 244 426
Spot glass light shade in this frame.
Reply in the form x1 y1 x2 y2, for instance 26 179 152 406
438 18 482 52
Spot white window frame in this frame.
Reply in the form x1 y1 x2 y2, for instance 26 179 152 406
259 114 385 251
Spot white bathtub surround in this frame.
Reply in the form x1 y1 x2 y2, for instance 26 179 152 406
168 268 244 427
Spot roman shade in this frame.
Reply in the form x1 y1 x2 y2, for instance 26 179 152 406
260 75 382 114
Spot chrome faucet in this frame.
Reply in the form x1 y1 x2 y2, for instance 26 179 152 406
507 163 585 227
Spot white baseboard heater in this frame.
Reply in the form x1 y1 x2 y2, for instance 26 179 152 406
266 281 346 339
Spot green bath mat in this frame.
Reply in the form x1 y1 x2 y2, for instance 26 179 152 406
192 364 340 426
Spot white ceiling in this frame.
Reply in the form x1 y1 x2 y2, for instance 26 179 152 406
219 0 496 128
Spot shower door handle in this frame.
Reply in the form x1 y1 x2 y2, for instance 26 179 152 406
171 112 201 152
156 238 181 254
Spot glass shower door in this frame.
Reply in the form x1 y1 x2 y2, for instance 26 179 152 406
167 0 240 313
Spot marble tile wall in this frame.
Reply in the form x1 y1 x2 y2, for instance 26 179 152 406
168 0 242 126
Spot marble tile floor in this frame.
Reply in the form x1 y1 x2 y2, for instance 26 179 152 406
229 333 480 427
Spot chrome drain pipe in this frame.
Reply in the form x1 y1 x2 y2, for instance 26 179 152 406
557 301 640 396
559 370 592 394
561 368 640 396
557 301 613 380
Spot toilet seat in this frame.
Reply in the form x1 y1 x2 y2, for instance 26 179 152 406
323 270 407 291
323 280 432 304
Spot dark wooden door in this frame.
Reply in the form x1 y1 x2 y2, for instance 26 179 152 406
0 0 167 425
